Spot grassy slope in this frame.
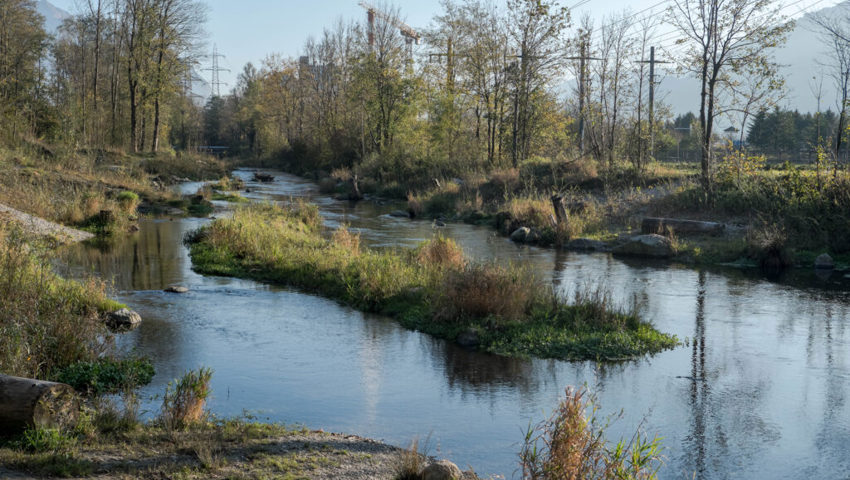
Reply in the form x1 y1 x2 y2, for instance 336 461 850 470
188 203 678 361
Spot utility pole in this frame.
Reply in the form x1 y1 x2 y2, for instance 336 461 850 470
638 46 670 160
566 40 601 155
204 44 230 98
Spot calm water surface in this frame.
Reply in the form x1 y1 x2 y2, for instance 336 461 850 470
61 169 850 479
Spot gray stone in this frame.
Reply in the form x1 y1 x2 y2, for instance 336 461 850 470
456 329 480 348
106 308 142 331
422 460 462 480
510 227 541 244
434 220 446 227
641 217 725 236
815 253 834 269
165 285 189 293
612 234 675 258
389 210 410 218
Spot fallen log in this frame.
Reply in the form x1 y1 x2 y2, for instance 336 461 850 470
0 375 79 435
641 217 725 236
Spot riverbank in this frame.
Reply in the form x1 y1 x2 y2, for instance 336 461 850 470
0 417 429 479
187 202 679 361
263 157 850 272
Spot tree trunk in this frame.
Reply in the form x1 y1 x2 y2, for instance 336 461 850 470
551 195 569 226
0 375 79 435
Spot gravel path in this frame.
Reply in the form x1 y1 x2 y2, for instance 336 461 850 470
0 203 93 243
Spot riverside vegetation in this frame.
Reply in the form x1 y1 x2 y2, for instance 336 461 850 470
187 202 678 360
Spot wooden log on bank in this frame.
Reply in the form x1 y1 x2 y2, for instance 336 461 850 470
0 375 79 435
641 217 725 236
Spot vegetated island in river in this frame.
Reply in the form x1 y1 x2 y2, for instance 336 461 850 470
187 202 679 361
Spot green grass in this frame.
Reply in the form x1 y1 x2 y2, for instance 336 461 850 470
0 225 126 380
187 203 678 361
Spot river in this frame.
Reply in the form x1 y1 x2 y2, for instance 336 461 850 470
61 168 850 479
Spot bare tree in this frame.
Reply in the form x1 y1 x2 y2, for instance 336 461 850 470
669 0 792 200
811 7 850 163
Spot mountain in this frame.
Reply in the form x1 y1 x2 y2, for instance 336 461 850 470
35 0 71 33
658 1 850 118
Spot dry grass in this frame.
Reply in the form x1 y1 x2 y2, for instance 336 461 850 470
332 224 361 255
520 386 663 480
161 367 214 431
439 262 537 322
0 225 121 379
415 235 466 271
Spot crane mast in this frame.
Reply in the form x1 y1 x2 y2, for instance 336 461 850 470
358 1 420 54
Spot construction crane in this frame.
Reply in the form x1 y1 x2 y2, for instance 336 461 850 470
358 1 420 54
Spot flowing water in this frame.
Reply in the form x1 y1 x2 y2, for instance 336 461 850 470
61 169 850 479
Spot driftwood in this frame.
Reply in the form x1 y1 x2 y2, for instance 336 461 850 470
641 217 725 236
0 375 79 434
252 172 275 182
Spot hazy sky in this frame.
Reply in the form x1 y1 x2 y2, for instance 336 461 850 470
49 0 841 92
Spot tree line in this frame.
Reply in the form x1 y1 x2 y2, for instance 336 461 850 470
8 0 850 198
0 0 205 153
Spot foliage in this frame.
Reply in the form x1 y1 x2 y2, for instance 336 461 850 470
54 357 155 395
520 386 663 480
161 367 214 430
187 203 678 360
0 225 122 379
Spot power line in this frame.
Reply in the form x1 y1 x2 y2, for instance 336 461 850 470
203 44 230 98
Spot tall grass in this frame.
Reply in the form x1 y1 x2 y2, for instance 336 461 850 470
520 386 663 480
0 226 123 379
188 203 678 360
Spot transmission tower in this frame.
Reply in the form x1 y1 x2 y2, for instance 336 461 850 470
203 44 230 98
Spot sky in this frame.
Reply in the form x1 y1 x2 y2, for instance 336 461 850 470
49 0 843 98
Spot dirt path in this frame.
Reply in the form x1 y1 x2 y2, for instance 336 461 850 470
0 203 93 243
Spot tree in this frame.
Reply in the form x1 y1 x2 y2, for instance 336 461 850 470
0 0 48 142
811 6 850 163
669 0 792 200
506 0 569 166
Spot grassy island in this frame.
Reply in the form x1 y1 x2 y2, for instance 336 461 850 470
187 202 678 361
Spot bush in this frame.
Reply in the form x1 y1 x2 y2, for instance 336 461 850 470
520 386 662 480
161 367 213 430
54 357 154 395
415 235 465 271
15 428 76 454
439 262 537 322
116 191 140 213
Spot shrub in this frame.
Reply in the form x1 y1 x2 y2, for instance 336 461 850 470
16 428 76 454
440 262 537 322
415 235 465 271
393 436 431 480
116 191 140 213
318 177 338 194
332 225 361 255
161 367 213 430
54 357 154 395
520 386 662 480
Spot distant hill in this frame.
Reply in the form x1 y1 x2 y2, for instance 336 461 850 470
658 1 849 118
35 0 70 33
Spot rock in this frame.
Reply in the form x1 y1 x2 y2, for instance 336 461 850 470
165 285 189 293
389 210 410 218
434 220 446 227
815 253 834 269
128 224 140 233
456 329 480 348
252 172 275 182
422 460 462 480
510 227 541 244
641 217 725 236
612 234 675 258
106 308 142 330
567 238 606 251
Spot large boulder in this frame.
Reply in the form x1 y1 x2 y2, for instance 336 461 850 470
612 234 675 259
106 308 142 331
165 285 189 293
422 460 462 480
641 217 725 236
815 253 834 269
389 210 410 218
510 227 541 244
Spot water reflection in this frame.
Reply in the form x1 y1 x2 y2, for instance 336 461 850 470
54 169 850 479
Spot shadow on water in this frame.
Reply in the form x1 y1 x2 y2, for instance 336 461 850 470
55 168 850 479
